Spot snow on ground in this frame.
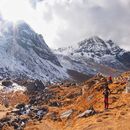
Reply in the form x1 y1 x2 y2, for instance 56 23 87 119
0 20 69 82
0 82 26 93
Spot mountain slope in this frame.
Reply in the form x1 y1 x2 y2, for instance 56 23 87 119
54 36 130 77
1 72 130 130
0 20 69 82
0 20 129 82
116 51 130 68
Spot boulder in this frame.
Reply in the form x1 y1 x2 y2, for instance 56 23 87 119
2 124 13 130
49 112 61 121
49 101 61 107
78 108 96 118
16 103 26 109
26 80 45 93
2 80 13 87
60 109 73 119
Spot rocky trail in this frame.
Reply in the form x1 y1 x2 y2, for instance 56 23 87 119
0 72 130 130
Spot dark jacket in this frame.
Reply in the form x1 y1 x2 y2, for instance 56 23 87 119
103 88 110 98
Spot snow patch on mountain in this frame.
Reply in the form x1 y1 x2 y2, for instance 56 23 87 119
0 20 69 82
54 36 129 76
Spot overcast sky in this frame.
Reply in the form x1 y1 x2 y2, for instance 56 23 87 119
0 0 130 50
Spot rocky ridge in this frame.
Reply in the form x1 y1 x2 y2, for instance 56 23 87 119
54 36 130 74
0 72 130 130
0 20 69 82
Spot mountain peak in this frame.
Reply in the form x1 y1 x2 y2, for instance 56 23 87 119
16 20 31 27
76 36 124 56
88 36 104 43
78 36 105 46
0 20 67 81
78 36 108 54
55 36 124 57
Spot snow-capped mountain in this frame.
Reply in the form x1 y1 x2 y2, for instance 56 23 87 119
116 51 130 69
0 19 129 83
77 37 124 56
55 36 125 59
0 20 69 82
54 36 130 77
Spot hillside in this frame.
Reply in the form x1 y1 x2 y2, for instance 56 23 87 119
0 19 129 83
0 72 130 130
54 36 130 77
0 20 69 82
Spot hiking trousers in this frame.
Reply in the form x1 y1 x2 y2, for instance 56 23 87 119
104 97 109 109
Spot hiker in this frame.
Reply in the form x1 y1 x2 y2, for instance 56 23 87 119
108 76 113 84
103 85 110 110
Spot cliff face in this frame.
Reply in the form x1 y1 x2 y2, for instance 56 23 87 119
0 20 68 82
54 36 130 78
0 19 129 83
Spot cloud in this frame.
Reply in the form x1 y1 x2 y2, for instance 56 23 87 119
0 12 3 21
29 0 44 9
30 0 130 50
0 0 130 50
